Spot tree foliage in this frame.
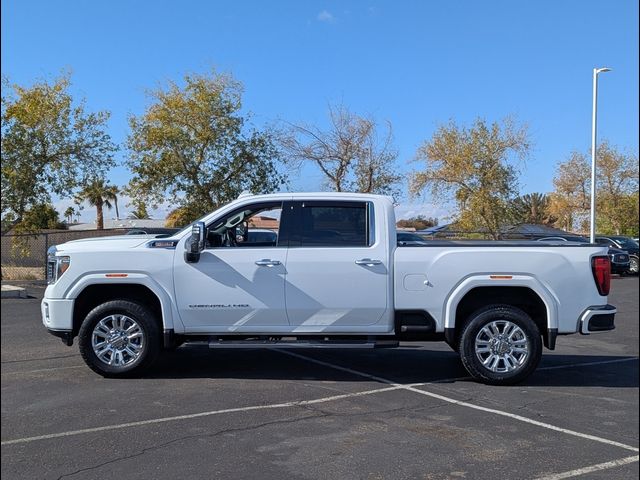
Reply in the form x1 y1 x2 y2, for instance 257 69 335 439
1 74 116 226
411 118 530 239
594 142 639 235
396 215 439 230
550 142 639 235
280 104 401 198
548 152 591 232
165 205 200 228
126 70 286 224
75 178 118 230
14 203 66 232
509 193 556 225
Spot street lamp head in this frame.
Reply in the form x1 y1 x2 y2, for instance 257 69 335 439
596 67 612 74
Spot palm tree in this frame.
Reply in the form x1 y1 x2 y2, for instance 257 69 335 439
510 193 556 225
63 206 75 224
77 178 118 230
106 185 120 220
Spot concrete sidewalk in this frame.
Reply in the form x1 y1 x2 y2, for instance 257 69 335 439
1 285 27 298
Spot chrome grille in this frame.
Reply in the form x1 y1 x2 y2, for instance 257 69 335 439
614 254 629 263
47 260 56 283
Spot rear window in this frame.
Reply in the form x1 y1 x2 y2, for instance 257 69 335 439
299 202 368 247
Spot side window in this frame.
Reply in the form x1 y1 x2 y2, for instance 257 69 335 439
206 202 282 248
298 202 369 247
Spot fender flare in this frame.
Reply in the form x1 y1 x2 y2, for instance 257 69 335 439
443 274 559 347
64 272 180 331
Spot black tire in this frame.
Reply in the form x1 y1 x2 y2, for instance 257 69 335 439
459 304 542 386
78 300 161 378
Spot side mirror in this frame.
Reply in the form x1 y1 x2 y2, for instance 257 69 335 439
236 221 249 243
185 221 206 263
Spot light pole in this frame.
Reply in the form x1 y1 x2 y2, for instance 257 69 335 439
590 67 611 243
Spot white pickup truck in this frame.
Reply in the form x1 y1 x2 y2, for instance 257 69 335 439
42 192 616 385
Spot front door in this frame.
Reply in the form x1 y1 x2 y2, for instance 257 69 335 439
173 202 289 332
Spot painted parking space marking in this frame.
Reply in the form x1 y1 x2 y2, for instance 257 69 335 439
533 455 639 479
277 350 640 453
0 383 414 446
1 354 637 447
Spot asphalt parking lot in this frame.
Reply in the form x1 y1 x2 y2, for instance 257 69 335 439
1 277 638 480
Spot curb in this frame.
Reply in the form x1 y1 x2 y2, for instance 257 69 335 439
1 285 28 299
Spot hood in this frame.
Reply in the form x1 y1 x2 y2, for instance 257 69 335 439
53 235 156 253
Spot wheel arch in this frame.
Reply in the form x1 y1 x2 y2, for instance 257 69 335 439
69 277 173 336
443 275 558 350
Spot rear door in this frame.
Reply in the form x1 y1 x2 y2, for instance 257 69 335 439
283 200 391 332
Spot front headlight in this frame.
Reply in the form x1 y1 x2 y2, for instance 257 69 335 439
47 248 71 284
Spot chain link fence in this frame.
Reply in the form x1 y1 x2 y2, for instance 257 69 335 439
1 228 178 281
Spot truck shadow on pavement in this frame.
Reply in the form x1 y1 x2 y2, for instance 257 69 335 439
146 347 639 388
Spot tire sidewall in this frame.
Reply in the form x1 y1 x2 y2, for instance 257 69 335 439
78 300 160 377
459 305 542 385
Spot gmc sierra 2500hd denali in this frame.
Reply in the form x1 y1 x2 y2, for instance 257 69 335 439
42 193 616 385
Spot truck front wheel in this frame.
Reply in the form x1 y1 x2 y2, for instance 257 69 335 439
459 305 542 385
78 300 161 377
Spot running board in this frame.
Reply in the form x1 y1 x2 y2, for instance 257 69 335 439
206 337 399 349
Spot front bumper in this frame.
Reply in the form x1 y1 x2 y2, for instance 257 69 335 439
41 298 74 330
579 304 616 334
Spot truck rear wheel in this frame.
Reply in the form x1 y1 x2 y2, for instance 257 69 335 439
459 305 542 385
78 300 160 377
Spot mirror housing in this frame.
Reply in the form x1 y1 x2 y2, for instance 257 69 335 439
185 221 205 263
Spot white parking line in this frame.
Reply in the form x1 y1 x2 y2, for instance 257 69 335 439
534 455 639 479
277 350 640 453
1 355 637 447
1 365 85 376
0 383 415 446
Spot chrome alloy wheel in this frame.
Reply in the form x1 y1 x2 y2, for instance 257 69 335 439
91 314 145 367
474 320 529 373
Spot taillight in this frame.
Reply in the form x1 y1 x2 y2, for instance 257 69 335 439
591 256 611 296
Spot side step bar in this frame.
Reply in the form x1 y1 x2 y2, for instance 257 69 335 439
206 337 399 349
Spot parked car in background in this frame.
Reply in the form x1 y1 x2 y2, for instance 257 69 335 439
595 236 639 275
537 236 631 274
397 231 429 246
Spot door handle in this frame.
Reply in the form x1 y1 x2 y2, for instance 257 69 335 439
255 259 281 267
355 258 382 266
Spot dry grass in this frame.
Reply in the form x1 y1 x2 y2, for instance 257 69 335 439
1 266 45 281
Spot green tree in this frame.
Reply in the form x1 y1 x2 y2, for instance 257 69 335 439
281 104 401 197
1 74 116 227
411 118 530 239
76 178 117 230
106 184 120 220
127 199 151 220
165 205 200 228
548 152 591 232
510 193 556 225
396 215 439 230
15 203 66 232
126 70 286 224
63 206 76 224
593 142 639 235
550 143 639 234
